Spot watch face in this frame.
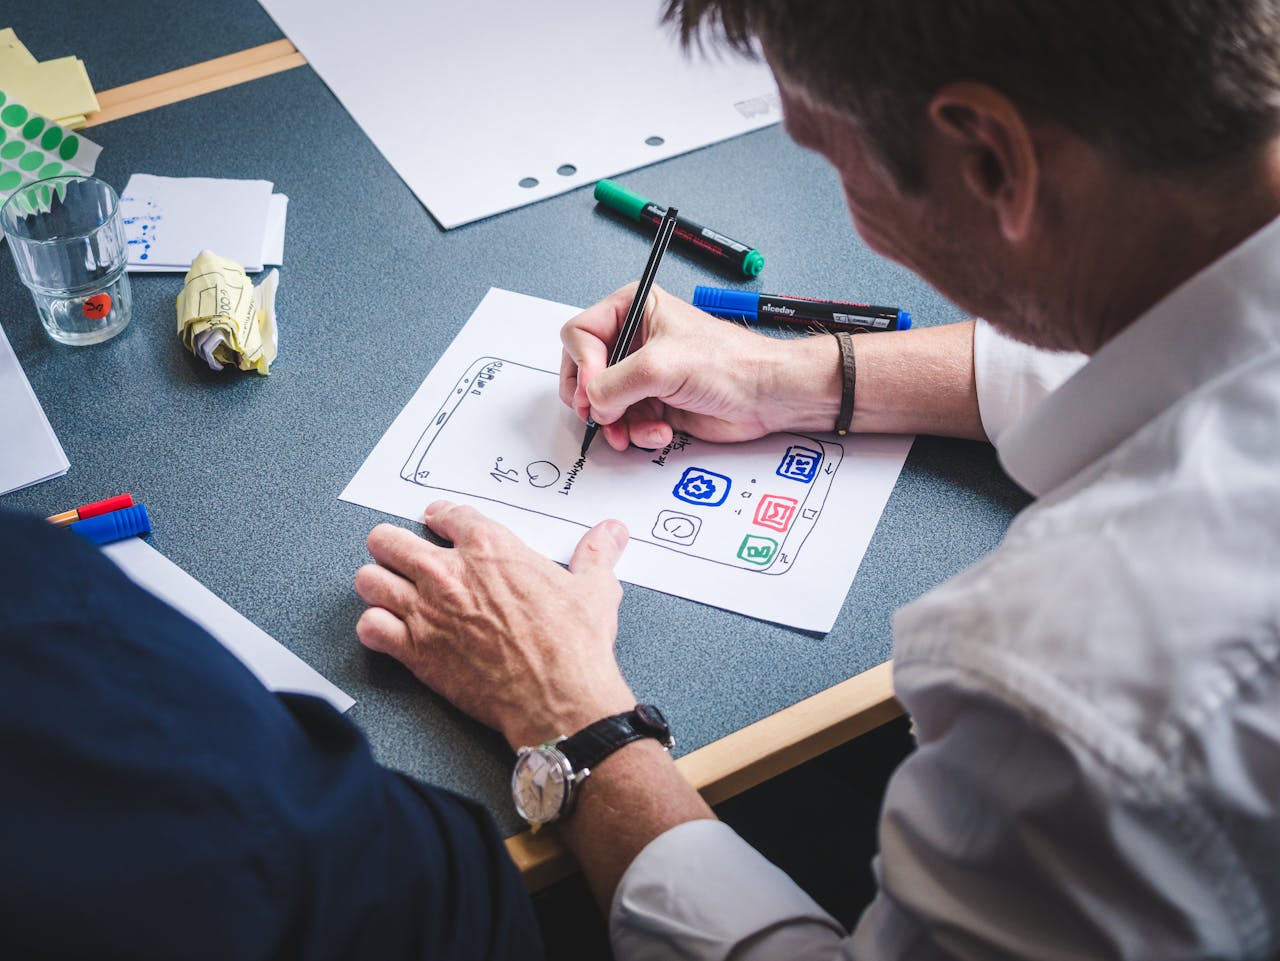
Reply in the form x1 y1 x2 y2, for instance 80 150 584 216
512 745 571 825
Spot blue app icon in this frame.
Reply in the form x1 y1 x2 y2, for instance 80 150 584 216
776 445 821 483
672 467 731 507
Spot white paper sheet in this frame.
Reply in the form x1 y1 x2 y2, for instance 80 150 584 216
257 0 782 228
0 322 69 494
341 289 912 632
103 537 354 712
260 193 288 267
121 174 276 272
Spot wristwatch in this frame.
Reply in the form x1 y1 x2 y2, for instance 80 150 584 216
511 704 674 829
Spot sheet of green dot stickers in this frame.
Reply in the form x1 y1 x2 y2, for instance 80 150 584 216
0 91 100 199
341 288 914 633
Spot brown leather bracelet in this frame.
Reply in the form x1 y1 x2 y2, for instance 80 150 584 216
833 331 856 435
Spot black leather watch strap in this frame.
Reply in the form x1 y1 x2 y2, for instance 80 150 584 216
558 705 672 773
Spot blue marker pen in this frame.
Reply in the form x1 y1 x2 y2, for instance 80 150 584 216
70 504 152 546
693 286 912 333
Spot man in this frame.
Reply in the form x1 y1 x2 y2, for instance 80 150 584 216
353 1 1280 958
0 510 542 960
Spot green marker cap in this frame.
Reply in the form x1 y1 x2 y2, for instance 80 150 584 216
742 249 764 277
594 178 650 221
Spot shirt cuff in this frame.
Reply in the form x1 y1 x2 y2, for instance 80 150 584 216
972 319 1086 446
610 819 845 961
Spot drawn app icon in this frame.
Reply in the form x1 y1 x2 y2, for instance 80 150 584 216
776 445 821 483
672 467 731 507
652 510 702 546
737 534 778 566
753 494 798 532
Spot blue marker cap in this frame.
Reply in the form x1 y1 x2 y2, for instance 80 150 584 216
70 504 152 545
898 310 913 330
692 285 759 321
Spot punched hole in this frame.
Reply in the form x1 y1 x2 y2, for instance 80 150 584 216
556 164 577 177
644 135 665 146
518 176 539 188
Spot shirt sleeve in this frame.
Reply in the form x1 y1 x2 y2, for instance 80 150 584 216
610 819 850 961
972 320 1086 445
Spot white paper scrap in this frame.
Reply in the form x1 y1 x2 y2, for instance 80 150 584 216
341 289 913 632
0 321 69 495
121 174 275 272
103 537 354 712
257 0 782 228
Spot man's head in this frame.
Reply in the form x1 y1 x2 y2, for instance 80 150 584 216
666 1 1280 352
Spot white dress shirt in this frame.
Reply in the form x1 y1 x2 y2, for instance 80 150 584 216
611 213 1280 960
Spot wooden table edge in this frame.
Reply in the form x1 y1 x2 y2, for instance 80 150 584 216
86 39 306 128
507 660 901 891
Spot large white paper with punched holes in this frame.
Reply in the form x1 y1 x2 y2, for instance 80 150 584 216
341 289 913 632
256 0 781 228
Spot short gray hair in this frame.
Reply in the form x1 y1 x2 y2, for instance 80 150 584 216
666 0 1280 189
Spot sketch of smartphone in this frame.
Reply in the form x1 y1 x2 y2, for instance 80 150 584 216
400 356 843 574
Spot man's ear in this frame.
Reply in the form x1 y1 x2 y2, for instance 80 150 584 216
927 82 1039 242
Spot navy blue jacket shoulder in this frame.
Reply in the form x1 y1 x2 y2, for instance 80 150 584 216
0 510 543 960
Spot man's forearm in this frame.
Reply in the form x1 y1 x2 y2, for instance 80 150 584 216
556 739 715 910
775 320 986 441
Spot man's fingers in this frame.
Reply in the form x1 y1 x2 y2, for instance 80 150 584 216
354 563 417 616
584 344 681 426
424 500 507 549
366 523 440 581
356 606 411 656
569 519 629 582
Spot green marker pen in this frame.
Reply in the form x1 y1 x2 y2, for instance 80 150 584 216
594 179 764 277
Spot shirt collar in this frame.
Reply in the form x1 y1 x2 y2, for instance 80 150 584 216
999 212 1280 497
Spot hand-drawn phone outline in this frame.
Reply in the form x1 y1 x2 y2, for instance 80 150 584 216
399 356 844 575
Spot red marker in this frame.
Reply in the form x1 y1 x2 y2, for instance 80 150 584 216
46 493 135 527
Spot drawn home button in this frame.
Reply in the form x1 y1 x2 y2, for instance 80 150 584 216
652 510 702 546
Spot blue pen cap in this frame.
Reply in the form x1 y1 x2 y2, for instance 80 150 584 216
692 285 759 321
70 503 152 545
898 310 913 330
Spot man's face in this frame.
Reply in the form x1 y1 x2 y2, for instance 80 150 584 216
776 75 1034 343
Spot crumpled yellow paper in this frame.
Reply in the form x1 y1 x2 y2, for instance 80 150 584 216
176 250 279 374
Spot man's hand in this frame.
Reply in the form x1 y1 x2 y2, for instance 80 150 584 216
560 283 842 451
354 501 636 750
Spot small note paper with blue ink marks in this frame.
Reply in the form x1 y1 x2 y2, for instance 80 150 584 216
121 174 287 273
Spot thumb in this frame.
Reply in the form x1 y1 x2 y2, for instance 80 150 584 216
569 520 629 580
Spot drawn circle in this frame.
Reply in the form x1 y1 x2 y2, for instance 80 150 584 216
22 116 44 140
38 162 62 178
662 516 695 537
556 164 577 176
1 103 28 127
517 176 539 188
0 140 24 160
526 460 561 488
0 171 19 192
644 135 665 146
41 126 62 151
82 293 112 319
59 135 80 160
18 150 43 171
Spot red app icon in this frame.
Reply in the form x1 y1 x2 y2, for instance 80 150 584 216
753 494 798 532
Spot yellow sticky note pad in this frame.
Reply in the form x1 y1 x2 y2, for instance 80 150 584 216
177 251 279 375
0 53 98 121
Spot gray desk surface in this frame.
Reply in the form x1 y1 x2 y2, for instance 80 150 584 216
4 1 284 93
0 57 1029 835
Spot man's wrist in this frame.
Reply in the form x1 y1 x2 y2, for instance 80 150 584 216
502 683 637 751
759 333 844 434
